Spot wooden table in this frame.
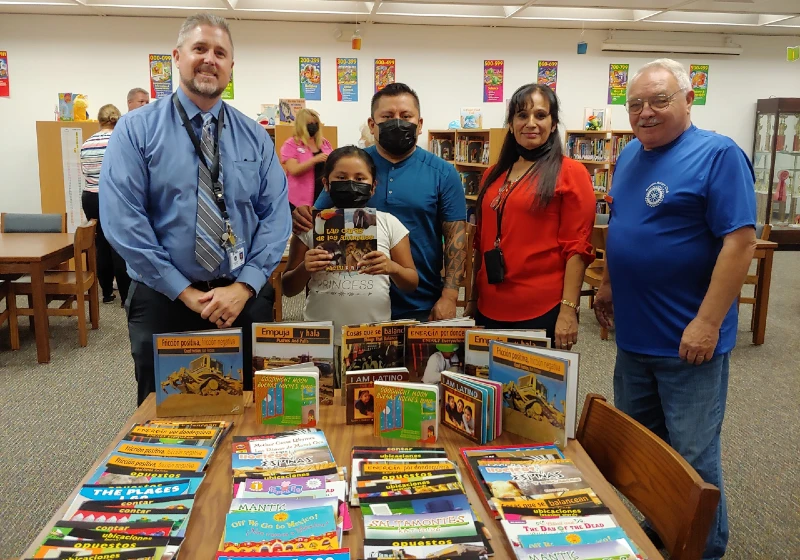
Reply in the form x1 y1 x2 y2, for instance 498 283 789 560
593 225 777 345
22 394 663 560
0 232 74 363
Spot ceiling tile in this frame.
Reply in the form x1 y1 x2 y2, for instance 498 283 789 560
678 0 800 16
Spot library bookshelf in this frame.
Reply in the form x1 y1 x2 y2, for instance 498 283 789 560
428 128 506 206
565 129 634 213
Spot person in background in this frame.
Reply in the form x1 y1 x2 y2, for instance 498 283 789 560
80 103 131 305
101 13 290 405
127 88 150 112
280 108 332 211
358 121 375 148
282 146 418 347
293 83 467 322
594 58 756 560
465 83 595 349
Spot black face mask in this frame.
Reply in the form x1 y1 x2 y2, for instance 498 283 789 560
516 132 556 161
377 119 418 156
307 123 320 137
328 180 373 208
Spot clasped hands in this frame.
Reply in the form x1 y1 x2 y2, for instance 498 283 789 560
179 282 252 329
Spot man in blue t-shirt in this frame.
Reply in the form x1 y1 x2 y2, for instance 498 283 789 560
594 59 756 560
292 83 467 321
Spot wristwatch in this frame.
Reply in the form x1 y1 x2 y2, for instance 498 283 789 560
561 299 579 311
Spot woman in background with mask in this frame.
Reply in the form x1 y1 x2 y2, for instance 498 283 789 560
280 108 332 210
282 146 418 348
465 83 595 351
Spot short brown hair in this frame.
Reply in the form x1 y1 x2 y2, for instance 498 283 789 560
177 13 233 52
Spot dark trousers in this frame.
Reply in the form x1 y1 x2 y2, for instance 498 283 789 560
125 280 275 405
476 303 560 347
82 191 131 302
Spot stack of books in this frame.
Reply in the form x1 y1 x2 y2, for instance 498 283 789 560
567 136 608 162
460 445 639 560
33 420 232 558
350 446 492 559
222 429 350 557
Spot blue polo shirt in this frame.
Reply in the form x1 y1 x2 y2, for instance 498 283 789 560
606 125 756 357
315 146 466 318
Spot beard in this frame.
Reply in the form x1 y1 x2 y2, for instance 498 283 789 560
182 66 226 99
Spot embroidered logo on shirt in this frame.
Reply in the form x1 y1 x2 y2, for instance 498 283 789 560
645 182 668 207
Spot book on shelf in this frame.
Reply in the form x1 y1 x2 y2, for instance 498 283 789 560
464 329 549 378
254 365 320 428
311 207 378 273
455 134 487 163
429 137 455 161
591 168 609 191
460 107 483 129
373 381 440 442
459 171 481 196
567 136 608 162
344 367 410 425
487 342 579 448
612 132 635 163
153 329 244 418
252 321 334 406
257 103 278 126
404 318 475 384
278 97 305 123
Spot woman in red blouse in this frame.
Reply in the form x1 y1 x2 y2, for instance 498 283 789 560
465 83 596 350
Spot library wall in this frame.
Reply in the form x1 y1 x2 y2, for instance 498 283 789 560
1 13 799 213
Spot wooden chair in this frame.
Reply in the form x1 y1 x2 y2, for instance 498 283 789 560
456 223 477 311
12 220 100 347
581 223 609 340
576 394 720 560
0 281 20 350
738 223 772 330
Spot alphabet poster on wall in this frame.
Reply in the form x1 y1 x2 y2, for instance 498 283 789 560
149 54 172 99
300 56 322 101
608 63 629 105
0 51 9 97
337 58 358 102
483 60 504 102
222 70 234 100
375 58 395 93
537 60 558 92
690 64 709 106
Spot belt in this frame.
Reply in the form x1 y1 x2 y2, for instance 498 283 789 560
191 278 235 292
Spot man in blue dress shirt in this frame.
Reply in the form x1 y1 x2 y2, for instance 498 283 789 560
594 59 756 560
293 83 467 321
101 13 290 404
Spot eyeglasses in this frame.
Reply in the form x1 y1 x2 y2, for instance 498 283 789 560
490 181 513 211
625 89 685 115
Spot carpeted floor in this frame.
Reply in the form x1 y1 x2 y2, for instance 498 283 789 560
0 254 798 559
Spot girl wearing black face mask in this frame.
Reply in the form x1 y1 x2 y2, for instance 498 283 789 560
280 108 333 211
282 146 419 377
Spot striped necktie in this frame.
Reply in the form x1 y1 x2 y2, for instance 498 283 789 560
195 112 227 273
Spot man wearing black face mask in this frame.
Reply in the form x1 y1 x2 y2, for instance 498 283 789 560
293 83 467 321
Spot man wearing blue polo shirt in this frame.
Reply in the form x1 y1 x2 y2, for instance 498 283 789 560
293 83 467 321
594 59 756 560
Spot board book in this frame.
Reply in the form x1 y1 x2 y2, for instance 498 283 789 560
254 367 319 428
345 367 410 424
252 321 334 406
373 381 440 442
153 328 244 417
440 372 503 445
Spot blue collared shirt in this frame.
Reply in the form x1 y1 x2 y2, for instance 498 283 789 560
315 145 466 318
100 88 291 300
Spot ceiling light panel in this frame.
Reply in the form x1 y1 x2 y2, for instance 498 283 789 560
678 0 800 15
377 2 505 17
88 0 219 7
644 10 765 25
236 0 369 12
513 6 635 21
527 0 679 8
766 14 800 26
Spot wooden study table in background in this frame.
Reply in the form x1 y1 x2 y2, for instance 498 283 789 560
22 393 663 560
593 224 777 345
0 232 75 363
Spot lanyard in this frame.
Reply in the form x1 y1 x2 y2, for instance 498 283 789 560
494 163 536 248
172 93 228 220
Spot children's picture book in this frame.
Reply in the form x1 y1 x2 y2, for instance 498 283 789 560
467 139 484 163
373 381 440 442
216 550 351 560
494 489 609 520
478 458 589 500
501 514 619 547
363 538 488 560
252 321 334 405
488 341 579 447
405 319 475 384
464 329 549 378
515 539 637 560
257 103 279 126
583 107 606 131
345 367 410 425
460 171 481 196
221 508 339 553
518 526 630 549
58 92 75 121
363 510 479 540
278 98 306 123
254 368 319 428
153 328 244 417
341 321 414 378
311 208 378 272
460 107 483 129
360 492 471 516
440 372 485 444
231 429 337 482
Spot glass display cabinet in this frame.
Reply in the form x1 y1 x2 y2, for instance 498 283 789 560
753 98 800 247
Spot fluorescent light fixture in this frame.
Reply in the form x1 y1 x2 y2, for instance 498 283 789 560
0 1 75 4
512 7 634 22
236 0 368 13
377 3 504 18
601 41 743 56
